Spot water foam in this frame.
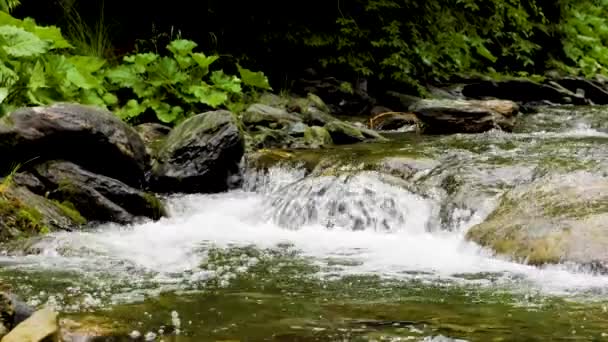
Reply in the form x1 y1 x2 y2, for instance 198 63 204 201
3 167 608 303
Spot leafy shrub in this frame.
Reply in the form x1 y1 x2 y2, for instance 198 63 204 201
559 0 608 77
0 12 271 124
105 39 271 123
0 11 111 116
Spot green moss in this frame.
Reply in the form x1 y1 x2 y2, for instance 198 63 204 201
51 200 87 226
142 193 166 220
0 195 48 241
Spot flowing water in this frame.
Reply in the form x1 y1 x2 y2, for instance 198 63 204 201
2 106 608 341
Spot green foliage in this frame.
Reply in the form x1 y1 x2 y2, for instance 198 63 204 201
559 0 608 77
0 12 270 124
0 0 19 13
292 0 549 91
0 12 114 115
106 39 271 123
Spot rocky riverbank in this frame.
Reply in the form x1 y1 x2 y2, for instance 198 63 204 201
1 80 608 340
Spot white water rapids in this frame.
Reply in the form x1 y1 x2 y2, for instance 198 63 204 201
2 108 608 313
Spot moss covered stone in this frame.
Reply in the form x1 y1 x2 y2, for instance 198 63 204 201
466 171 608 266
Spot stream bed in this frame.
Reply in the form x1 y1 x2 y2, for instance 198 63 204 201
1 106 608 341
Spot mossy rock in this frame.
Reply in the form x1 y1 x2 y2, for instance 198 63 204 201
303 126 333 148
0 185 84 242
466 171 608 266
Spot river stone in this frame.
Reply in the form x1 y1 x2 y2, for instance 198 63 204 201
1 307 58 342
461 79 587 105
467 171 608 267
0 103 148 188
325 121 385 144
411 99 518 134
555 77 608 105
0 185 84 241
151 110 245 194
242 104 302 128
303 126 333 148
324 121 366 144
33 161 165 221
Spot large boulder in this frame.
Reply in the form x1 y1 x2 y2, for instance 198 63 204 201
411 99 518 134
461 79 587 105
467 171 608 267
0 103 148 188
151 110 245 193
33 161 165 223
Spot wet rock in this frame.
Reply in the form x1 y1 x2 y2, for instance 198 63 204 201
250 127 293 149
293 76 374 116
134 123 171 159
467 171 608 266
325 121 387 145
324 121 366 144
151 110 245 194
46 181 134 225
461 79 587 105
411 99 518 134
0 185 85 241
0 292 33 336
555 77 608 105
288 122 308 137
0 103 148 188
303 126 333 148
33 161 165 222
11 173 45 194
242 104 302 129
1 307 58 342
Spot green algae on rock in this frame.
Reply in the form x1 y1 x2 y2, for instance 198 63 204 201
467 171 608 266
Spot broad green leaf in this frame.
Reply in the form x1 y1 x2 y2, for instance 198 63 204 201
0 25 48 57
67 56 106 74
192 52 219 73
149 57 187 86
66 65 100 89
22 18 72 49
210 70 242 93
27 60 45 90
0 61 19 87
117 99 147 119
0 87 8 104
174 55 194 69
79 89 107 107
237 64 271 90
149 100 183 123
105 65 141 88
187 84 228 107
123 53 158 73
0 11 21 26
475 44 497 63
167 39 198 56
102 92 118 106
